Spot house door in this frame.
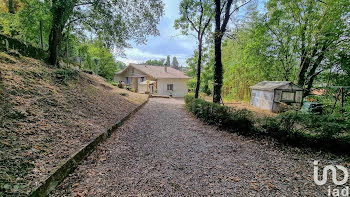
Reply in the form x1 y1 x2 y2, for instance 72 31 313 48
150 85 154 94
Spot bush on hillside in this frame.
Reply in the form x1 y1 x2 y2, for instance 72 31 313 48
53 68 79 85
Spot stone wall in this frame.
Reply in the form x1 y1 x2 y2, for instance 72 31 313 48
0 34 48 60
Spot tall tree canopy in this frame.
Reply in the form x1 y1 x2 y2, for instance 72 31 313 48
266 0 350 96
47 0 164 66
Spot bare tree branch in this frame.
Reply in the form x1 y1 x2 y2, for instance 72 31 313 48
229 0 252 17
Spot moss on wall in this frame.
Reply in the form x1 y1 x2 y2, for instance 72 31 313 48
0 34 48 60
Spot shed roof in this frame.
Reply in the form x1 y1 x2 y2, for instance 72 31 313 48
250 81 303 91
116 64 191 79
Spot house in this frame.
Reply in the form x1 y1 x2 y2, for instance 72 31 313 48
114 63 191 97
250 81 303 113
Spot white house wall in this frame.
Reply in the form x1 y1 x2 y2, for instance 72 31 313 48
157 78 189 97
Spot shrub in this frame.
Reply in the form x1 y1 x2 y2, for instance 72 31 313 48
262 111 350 151
53 68 79 85
185 94 350 154
184 94 254 133
109 81 118 86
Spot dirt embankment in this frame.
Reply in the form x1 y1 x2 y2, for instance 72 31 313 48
0 53 148 196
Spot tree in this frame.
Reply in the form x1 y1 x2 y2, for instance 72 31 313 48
165 55 171 66
212 0 252 103
47 0 164 66
171 56 179 69
266 0 350 96
221 7 280 101
175 0 214 98
186 47 213 95
77 40 120 80
8 0 14 14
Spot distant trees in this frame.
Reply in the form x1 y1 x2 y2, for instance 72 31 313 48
171 56 179 69
144 55 181 69
144 59 165 66
165 55 171 66
77 40 122 81
175 0 214 98
186 47 213 95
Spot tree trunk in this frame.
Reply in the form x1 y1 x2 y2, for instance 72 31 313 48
297 56 310 88
40 20 44 50
213 0 223 103
213 34 223 103
8 0 14 14
47 0 75 67
195 38 203 99
48 27 61 66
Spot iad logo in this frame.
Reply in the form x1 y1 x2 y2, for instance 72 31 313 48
313 160 350 197
314 160 349 185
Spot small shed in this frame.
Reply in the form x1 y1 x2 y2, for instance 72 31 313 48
250 81 303 113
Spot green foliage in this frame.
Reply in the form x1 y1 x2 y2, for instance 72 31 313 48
192 0 350 101
53 68 79 85
262 111 350 151
77 40 120 81
0 0 51 48
186 48 213 95
266 0 350 94
174 0 213 36
175 0 214 98
109 81 118 86
186 94 350 153
221 6 296 101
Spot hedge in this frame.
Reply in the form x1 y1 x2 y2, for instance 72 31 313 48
184 94 350 154
184 94 254 134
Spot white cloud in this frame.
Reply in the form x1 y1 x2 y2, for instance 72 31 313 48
116 47 190 66
114 0 196 67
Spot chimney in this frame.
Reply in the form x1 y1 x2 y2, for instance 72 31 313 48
164 64 167 72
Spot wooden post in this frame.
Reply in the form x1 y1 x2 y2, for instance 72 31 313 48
331 88 341 114
66 36 68 60
40 20 44 50
341 87 344 114
66 27 69 63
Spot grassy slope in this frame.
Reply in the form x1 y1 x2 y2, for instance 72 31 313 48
0 53 148 196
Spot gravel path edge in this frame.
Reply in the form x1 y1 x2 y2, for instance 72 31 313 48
29 96 150 197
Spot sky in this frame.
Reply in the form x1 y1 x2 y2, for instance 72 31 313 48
115 0 266 67
115 0 196 66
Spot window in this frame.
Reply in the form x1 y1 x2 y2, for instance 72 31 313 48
131 68 135 74
125 77 129 84
167 84 174 91
281 91 295 102
140 77 145 82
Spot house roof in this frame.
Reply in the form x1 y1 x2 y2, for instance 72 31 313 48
250 81 303 91
116 64 191 79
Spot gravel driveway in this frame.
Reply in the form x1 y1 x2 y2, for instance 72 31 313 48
52 98 349 196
